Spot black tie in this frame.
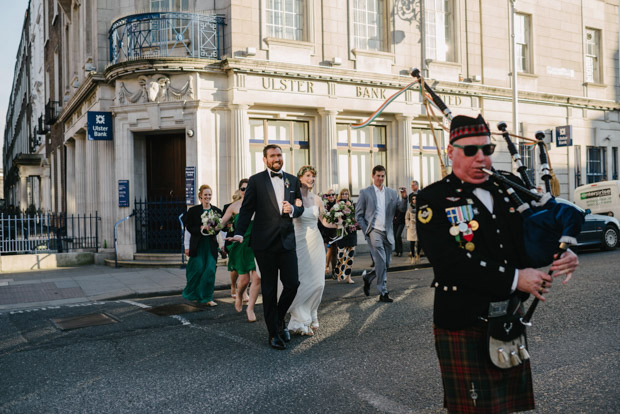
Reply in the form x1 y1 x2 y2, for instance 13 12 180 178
270 171 283 179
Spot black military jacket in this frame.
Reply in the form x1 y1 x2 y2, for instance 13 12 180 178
416 172 530 330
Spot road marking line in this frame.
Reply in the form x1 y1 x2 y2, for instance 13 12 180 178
118 299 151 309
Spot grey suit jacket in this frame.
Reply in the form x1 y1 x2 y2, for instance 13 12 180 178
355 185 407 248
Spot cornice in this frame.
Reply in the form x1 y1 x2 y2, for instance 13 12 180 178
222 58 620 111
57 73 106 123
104 58 222 82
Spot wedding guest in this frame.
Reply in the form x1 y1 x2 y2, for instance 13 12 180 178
405 193 420 264
223 183 248 300
220 179 260 322
334 188 357 284
319 189 338 278
393 188 407 257
183 184 222 306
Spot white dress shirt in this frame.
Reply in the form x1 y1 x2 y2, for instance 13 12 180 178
268 168 285 214
373 184 386 232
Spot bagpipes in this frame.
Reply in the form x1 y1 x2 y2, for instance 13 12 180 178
353 68 585 324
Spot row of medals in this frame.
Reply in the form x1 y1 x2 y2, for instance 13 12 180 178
449 219 479 252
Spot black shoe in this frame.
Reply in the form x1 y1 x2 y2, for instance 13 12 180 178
280 327 291 343
269 335 286 350
363 276 371 296
379 293 394 303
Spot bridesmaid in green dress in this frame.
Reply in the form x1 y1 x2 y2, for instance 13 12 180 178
183 184 222 306
221 182 260 322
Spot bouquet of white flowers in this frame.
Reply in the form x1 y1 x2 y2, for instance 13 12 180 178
200 209 222 236
323 200 359 242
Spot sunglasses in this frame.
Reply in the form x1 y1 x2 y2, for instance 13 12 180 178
453 143 496 157
240 187 247 191
327 194 335 197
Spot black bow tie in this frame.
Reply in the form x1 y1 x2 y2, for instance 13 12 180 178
270 171 283 179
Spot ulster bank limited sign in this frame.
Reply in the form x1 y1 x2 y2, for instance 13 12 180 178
87 111 113 141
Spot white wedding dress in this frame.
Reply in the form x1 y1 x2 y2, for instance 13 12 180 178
287 204 326 335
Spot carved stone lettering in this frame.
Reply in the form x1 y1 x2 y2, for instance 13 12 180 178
356 86 386 99
261 77 315 94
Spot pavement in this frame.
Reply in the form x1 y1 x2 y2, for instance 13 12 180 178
0 251 431 312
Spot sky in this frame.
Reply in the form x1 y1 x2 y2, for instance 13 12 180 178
0 0 30 169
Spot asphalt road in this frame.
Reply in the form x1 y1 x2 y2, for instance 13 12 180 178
1 249 618 413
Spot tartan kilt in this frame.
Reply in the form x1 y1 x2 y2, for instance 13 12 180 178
434 325 535 414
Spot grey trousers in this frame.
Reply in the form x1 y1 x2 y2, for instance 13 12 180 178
366 229 392 295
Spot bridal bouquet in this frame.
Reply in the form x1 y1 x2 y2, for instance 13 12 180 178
200 209 222 236
323 200 359 242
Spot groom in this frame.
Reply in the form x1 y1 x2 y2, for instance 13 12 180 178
230 144 304 350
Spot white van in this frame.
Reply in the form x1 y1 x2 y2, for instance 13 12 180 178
574 180 620 218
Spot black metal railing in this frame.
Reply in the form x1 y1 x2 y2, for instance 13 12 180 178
0 212 100 254
109 12 226 65
134 198 187 252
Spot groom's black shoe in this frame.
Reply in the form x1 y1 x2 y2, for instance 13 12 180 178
280 327 291 343
269 335 287 350
363 276 371 296
278 321 291 342
379 293 394 303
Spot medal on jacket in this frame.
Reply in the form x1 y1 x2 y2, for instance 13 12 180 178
446 205 477 249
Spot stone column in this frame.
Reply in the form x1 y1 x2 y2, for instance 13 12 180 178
396 114 414 185
97 139 115 249
318 109 339 193
65 140 76 215
114 119 135 259
19 172 28 211
85 137 99 215
74 134 86 214
230 104 250 185
40 162 51 212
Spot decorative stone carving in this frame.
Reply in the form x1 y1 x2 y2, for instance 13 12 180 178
118 75 193 104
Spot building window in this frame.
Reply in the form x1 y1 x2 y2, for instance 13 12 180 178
585 28 601 83
412 127 446 188
151 0 189 11
612 147 618 180
515 13 531 73
519 141 535 184
249 119 309 175
266 0 305 41
586 146 607 183
574 145 582 187
336 124 387 196
424 0 456 62
352 0 386 51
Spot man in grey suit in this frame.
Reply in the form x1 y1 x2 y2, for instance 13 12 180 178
355 165 408 302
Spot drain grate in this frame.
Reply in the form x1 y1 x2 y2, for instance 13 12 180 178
51 313 119 331
146 303 204 316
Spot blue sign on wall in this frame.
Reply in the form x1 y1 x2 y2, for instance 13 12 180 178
185 167 196 205
88 111 113 141
118 180 130 207
555 125 573 147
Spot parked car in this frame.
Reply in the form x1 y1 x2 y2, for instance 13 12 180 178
556 198 619 250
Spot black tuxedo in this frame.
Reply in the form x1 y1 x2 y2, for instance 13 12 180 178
234 169 304 338
416 172 530 330
183 204 223 259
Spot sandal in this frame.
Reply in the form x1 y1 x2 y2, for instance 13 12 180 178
206 301 218 307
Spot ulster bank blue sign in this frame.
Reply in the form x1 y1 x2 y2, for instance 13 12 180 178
88 111 113 141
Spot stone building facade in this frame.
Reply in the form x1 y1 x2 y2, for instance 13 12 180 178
4 0 620 258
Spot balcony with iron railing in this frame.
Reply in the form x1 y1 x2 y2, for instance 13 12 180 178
108 12 226 65
44 101 60 125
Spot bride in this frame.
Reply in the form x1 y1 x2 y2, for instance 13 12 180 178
288 165 339 336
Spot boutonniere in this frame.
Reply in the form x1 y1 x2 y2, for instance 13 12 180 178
284 178 290 188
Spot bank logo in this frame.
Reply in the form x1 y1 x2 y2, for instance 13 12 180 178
96 114 106 124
